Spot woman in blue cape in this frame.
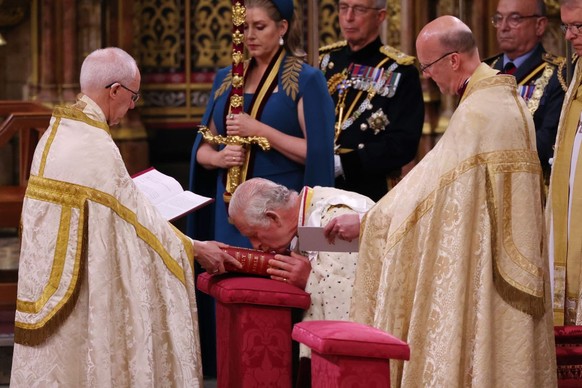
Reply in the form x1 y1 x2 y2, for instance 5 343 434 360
188 1 334 376
188 0 334 249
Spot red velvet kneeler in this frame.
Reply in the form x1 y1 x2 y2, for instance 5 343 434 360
197 272 311 388
292 320 410 387
555 325 582 387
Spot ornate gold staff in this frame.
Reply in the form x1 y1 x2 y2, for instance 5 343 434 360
198 0 270 203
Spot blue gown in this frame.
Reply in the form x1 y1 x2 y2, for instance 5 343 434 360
188 53 335 247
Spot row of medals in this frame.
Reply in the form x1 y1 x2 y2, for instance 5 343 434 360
338 63 398 135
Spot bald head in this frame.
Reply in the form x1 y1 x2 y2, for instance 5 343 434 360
417 16 476 55
416 16 480 95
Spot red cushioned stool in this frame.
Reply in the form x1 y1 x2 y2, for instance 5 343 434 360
555 326 582 387
292 320 410 387
197 272 311 388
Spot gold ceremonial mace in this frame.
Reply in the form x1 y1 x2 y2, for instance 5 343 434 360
198 0 270 203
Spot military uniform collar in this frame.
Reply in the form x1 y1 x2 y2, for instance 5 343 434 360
347 37 383 62
502 44 539 69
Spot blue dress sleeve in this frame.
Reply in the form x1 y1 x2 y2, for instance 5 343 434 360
299 65 335 187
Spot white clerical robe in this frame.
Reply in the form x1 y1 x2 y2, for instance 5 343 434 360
351 64 556 387
10 95 203 387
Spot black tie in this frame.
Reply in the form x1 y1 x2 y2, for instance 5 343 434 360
503 62 516 75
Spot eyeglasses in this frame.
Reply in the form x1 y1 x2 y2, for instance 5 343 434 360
419 51 458 73
338 3 381 16
105 82 140 103
491 13 541 28
561 23 582 36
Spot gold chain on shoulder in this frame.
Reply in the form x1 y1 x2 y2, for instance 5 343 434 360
319 40 347 54
327 72 346 95
557 59 569 92
527 64 554 115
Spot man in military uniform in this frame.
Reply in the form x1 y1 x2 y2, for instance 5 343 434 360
486 0 568 179
319 0 424 201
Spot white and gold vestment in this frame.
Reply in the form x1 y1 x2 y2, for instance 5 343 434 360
351 64 556 387
10 95 203 387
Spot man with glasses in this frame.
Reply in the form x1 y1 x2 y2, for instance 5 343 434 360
351 15 556 387
485 0 568 182
318 0 424 201
548 0 582 330
9 47 241 387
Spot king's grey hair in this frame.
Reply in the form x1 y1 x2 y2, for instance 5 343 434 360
229 178 297 228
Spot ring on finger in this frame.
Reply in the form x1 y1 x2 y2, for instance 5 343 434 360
228 113 234 119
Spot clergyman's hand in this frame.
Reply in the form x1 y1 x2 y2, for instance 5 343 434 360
193 240 242 274
323 213 360 243
267 252 311 289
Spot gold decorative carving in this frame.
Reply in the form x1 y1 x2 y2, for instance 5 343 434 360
232 2 245 26
193 0 232 68
233 30 244 45
0 0 27 27
230 94 243 108
232 74 244 88
545 0 560 16
135 0 180 68
232 50 244 65
319 0 341 46
386 0 401 49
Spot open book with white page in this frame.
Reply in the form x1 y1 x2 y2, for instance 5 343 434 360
132 167 214 221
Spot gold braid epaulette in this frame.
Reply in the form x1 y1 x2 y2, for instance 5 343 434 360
543 53 569 92
318 40 348 64
483 53 503 67
542 52 565 67
379 45 415 66
319 40 348 54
